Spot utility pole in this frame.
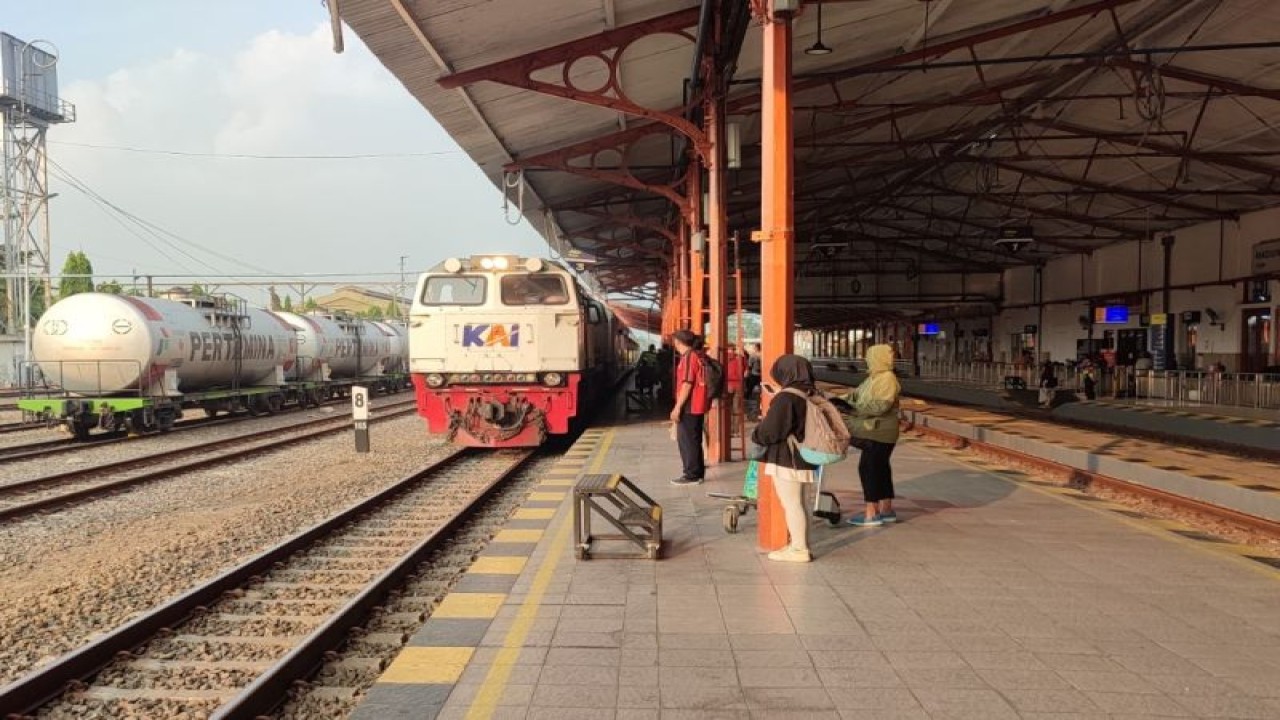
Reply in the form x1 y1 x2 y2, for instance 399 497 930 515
1 35 72 374
398 255 409 318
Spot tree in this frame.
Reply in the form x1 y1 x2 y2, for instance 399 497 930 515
58 251 94 299
96 280 125 294
28 281 49 321
269 286 282 311
190 283 207 297
303 297 319 311
362 305 385 320
384 300 401 319
281 295 294 312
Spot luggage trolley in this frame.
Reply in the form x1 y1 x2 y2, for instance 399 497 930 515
709 465 840 534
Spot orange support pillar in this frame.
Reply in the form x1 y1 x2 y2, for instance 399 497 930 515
688 164 705 335
706 93 730 463
677 224 692 330
754 5 795 553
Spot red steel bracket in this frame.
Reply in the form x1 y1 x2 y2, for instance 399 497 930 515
438 7 710 159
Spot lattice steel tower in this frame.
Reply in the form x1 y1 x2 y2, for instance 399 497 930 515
1 33 74 344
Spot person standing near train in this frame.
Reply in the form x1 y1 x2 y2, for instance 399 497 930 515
669 330 708 486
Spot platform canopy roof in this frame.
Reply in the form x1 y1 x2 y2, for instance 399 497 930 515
339 0 1280 326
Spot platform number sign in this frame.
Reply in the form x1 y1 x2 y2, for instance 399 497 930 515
352 386 370 453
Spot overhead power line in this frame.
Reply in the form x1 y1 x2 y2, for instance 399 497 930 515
51 140 463 160
47 159 277 276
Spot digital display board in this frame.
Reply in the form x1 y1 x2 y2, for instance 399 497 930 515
1094 306 1130 324
917 323 940 335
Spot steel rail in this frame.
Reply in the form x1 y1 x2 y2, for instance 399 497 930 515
0 448 529 712
0 401 419 523
212 449 536 719
0 394 415 464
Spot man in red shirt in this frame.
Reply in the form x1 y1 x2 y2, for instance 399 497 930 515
669 329 708 485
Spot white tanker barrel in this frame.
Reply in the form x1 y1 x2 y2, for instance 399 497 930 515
374 321 408 374
32 294 295 395
305 314 389 377
367 320 406 374
271 310 342 380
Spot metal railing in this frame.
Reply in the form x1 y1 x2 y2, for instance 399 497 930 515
1132 370 1280 410
914 360 1280 411
916 360 1081 390
20 360 142 398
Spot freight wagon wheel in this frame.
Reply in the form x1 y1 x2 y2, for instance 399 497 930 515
70 421 91 442
267 395 284 414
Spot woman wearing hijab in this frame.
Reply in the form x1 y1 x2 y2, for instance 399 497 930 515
750 354 817 563
842 344 902 527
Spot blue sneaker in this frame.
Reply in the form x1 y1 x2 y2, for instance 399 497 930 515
880 511 898 523
847 514 883 527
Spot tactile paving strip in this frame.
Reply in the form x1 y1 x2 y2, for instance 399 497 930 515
350 429 610 720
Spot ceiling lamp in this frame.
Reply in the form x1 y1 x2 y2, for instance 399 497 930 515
805 1 833 55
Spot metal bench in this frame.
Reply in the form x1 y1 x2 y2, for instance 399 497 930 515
573 474 663 560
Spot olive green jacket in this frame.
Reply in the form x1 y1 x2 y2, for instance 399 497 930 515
836 387 900 445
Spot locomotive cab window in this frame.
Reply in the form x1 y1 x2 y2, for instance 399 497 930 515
422 276 486 306
501 274 569 306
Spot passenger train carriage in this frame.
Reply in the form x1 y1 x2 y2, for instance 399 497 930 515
410 255 628 447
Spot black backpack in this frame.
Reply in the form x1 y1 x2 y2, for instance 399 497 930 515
701 353 726 401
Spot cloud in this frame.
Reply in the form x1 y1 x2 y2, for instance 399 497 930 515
48 23 546 296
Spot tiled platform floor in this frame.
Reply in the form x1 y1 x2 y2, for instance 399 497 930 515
355 420 1280 720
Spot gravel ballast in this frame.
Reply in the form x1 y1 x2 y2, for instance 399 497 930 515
0 413 450 687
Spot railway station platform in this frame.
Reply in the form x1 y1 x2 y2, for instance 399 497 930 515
813 366 1280 457
351 419 1280 720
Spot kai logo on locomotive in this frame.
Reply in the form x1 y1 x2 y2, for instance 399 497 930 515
462 323 521 348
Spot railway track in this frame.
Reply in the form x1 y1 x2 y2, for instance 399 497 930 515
0 422 44 436
0 394 416 465
0 448 534 719
0 400 420 523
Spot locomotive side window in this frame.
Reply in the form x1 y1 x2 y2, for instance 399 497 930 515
422 276 487 306
501 274 569 306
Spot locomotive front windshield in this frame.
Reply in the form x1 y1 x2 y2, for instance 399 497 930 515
422 276 486 305
501 274 569 306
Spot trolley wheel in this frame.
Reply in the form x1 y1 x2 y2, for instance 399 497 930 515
722 505 740 534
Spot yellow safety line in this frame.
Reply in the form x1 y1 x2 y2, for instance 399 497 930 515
465 429 616 720
918 442 1279 581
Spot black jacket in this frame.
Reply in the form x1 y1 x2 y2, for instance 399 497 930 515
750 390 815 470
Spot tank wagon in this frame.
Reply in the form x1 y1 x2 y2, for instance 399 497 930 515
18 292 408 438
409 255 628 447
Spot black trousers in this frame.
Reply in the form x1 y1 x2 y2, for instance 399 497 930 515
677 409 706 480
857 440 896 503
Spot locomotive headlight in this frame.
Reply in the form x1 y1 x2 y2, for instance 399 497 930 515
524 258 544 272
480 257 494 270
425 373 445 388
492 256 510 270
443 258 463 273
542 372 563 387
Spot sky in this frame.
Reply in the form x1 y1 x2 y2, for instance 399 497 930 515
5 1 548 305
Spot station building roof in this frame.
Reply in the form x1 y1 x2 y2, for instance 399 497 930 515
338 0 1280 328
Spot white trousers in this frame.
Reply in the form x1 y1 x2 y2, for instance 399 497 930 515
774 474 811 552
